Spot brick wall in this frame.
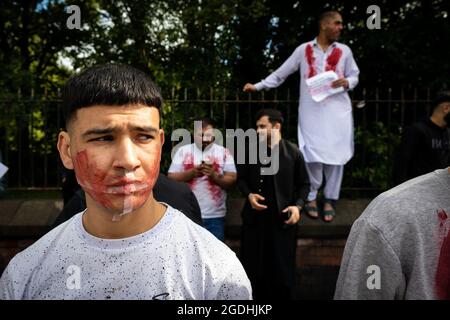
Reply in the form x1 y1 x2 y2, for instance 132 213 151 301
226 238 347 299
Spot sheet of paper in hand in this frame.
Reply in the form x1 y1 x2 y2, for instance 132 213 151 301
305 71 344 102
0 162 8 179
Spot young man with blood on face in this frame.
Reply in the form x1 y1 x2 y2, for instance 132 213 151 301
0 64 252 300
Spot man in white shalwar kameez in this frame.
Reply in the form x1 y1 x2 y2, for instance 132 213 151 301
244 11 359 222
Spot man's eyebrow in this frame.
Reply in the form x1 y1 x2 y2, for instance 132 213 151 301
129 125 159 133
82 127 117 137
82 125 159 138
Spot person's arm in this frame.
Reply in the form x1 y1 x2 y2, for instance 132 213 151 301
281 148 310 225
243 46 302 92
211 171 237 190
343 47 359 90
201 164 236 190
236 162 267 210
334 218 405 299
202 148 238 190
167 168 201 183
167 147 202 183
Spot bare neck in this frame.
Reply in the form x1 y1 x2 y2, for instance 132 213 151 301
430 114 447 129
316 34 333 52
82 193 166 239
267 133 282 148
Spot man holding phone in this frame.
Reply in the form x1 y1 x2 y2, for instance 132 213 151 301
168 118 237 241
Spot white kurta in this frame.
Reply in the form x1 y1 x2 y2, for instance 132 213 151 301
255 38 360 165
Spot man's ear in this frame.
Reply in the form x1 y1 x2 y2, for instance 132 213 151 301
159 129 165 147
443 103 450 114
57 131 74 170
274 122 282 130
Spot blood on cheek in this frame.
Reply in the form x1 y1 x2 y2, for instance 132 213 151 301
73 149 160 212
73 150 114 209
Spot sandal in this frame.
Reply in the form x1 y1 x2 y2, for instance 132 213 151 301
322 209 336 222
304 202 319 219
322 199 336 222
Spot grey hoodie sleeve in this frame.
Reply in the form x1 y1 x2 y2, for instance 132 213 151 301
334 218 406 300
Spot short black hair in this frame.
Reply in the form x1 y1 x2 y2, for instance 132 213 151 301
318 10 341 28
431 91 450 111
255 108 284 126
62 64 163 127
195 117 215 129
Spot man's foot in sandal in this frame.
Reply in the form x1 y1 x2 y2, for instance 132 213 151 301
304 200 319 219
322 200 336 222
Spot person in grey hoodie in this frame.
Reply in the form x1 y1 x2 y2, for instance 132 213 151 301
335 168 450 299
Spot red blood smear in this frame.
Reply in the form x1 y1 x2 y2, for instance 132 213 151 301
436 230 450 299
438 209 448 221
438 209 448 227
325 47 343 72
205 157 222 205
74 150 113 208
74 150 156 212
305 44 317 78
182 153 196 189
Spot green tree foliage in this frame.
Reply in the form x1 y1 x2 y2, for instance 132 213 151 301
1 0 449 189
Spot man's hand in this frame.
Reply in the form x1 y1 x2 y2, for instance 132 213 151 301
248 193 268 211
282 206 301 225
190 165 204 179
331 78 349 89
200 163 216 178
243 83 257 92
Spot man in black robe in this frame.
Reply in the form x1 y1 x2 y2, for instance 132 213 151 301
237 109 310 300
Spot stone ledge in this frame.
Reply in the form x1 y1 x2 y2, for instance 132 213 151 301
225 198 371 239
0 200 62 238
0 198 371 239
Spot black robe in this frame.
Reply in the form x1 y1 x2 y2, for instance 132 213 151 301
237 139 310 296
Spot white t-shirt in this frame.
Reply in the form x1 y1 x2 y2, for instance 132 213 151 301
0 205 252 300
168 143 236 219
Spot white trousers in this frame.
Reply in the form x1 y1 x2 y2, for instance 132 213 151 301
305 162 344 201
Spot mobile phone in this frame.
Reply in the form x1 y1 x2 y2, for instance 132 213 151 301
282 209 292 221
